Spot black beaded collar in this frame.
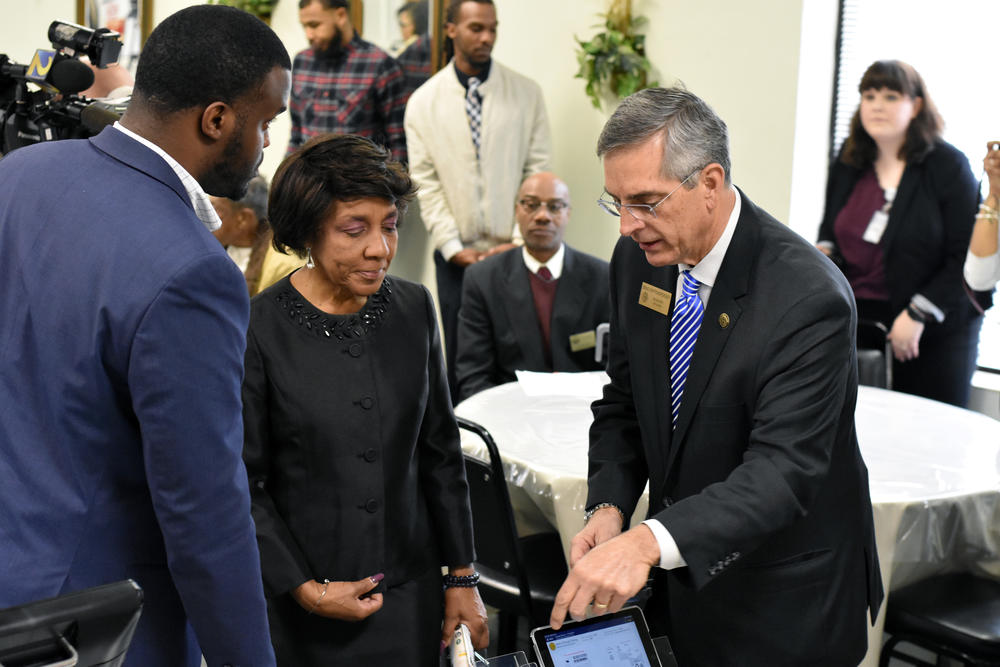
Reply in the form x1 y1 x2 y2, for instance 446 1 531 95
274 277 392 340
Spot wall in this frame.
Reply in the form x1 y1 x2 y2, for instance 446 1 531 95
1 0 76 63
488 0 812 261
496 0 820 256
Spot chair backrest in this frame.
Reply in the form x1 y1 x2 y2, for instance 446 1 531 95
595 322 610 364
857 319 892 389
0 580 143 667
457 417 534 615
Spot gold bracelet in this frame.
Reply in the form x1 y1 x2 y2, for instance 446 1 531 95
308 579 330 615
976 213 999 223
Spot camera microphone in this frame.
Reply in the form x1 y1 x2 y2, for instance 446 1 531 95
48 58 94 95
1 51 95 95
78 100 125 134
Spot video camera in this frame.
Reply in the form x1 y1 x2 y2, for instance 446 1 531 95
1 21 128 156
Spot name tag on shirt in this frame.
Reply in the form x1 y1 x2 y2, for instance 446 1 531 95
863 210 889 244
569 330 597 352
639 282 672 316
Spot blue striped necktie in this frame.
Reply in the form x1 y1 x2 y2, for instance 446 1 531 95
670 270 704 427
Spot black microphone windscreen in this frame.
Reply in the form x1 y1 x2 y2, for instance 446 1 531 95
50 58 94 95
79 100 123 134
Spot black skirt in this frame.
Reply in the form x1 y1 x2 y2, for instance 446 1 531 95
268 568 444 666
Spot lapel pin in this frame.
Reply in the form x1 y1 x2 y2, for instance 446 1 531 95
718 313 731 329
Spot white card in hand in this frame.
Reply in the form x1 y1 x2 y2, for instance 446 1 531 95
863 209 889 244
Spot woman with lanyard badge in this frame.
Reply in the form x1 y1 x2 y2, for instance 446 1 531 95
817 60 982 407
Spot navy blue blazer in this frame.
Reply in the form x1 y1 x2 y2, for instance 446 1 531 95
455 245 611 402
589 192 883 665
0 128 274 666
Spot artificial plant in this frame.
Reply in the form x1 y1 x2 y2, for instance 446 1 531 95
575 0 657 109
207 0 277 22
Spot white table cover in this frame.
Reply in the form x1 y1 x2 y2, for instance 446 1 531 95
456 374 1000 667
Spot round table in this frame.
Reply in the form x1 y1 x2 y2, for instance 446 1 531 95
456 374 1000 667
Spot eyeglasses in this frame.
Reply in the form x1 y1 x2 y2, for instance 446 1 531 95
597 170 700 222
518 198 569 214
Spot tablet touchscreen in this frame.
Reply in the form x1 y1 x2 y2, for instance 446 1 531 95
530 606 662 667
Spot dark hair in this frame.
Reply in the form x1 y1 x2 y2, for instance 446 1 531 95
597 87 731 186
444 0 492 23
298 0 349 9
399 1 429 35
269 134 416 255
132 5 290 115
443 0 494 61
237 175 270 233
840 60 943 168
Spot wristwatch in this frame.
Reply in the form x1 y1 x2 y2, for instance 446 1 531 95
584 502 625 527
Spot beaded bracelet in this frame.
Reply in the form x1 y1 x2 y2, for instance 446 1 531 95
443 572 480 589
308 579 330 615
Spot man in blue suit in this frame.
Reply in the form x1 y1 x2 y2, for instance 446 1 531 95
0 6 291 666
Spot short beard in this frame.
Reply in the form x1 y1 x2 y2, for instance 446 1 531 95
201 116 256 200
317 25 345 61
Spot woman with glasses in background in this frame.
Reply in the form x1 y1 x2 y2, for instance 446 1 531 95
817 60 982 407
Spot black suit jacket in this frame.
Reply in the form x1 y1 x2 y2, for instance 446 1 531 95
818 140 987 321
243 276 474 600
455 245 611 402
588 192 883 666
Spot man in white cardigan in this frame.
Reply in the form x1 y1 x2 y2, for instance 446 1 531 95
404 0 551 397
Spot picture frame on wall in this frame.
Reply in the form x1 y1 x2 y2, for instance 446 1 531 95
75 0 152 73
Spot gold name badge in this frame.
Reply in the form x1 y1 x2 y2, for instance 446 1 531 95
569 330 597 352
638 282 672 316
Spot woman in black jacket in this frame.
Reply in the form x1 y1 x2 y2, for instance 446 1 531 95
242 134 488 664
817 60 981 407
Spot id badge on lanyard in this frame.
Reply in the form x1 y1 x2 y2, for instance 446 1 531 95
863 186 895 244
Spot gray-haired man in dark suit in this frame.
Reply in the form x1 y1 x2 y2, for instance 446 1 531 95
550 88 883 666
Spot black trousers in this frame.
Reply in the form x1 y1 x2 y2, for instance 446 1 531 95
857 299 982 407
434 250 467 404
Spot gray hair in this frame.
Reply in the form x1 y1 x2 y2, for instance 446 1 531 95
596 87 731 186
237 175 270 231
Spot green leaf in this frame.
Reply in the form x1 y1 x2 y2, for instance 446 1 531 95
575 5 654 108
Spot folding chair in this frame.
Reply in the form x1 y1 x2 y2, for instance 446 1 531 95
458 416 569 654
858 318 892 389
880 573 1000 666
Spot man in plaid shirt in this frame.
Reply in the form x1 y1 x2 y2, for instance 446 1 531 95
290 0 407 162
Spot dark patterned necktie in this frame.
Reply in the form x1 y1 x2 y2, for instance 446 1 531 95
465 77 482 161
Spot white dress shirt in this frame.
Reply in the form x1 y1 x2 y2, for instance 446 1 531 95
521 243 565 279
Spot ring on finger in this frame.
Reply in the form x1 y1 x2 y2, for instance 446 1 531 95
593 601 609 609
